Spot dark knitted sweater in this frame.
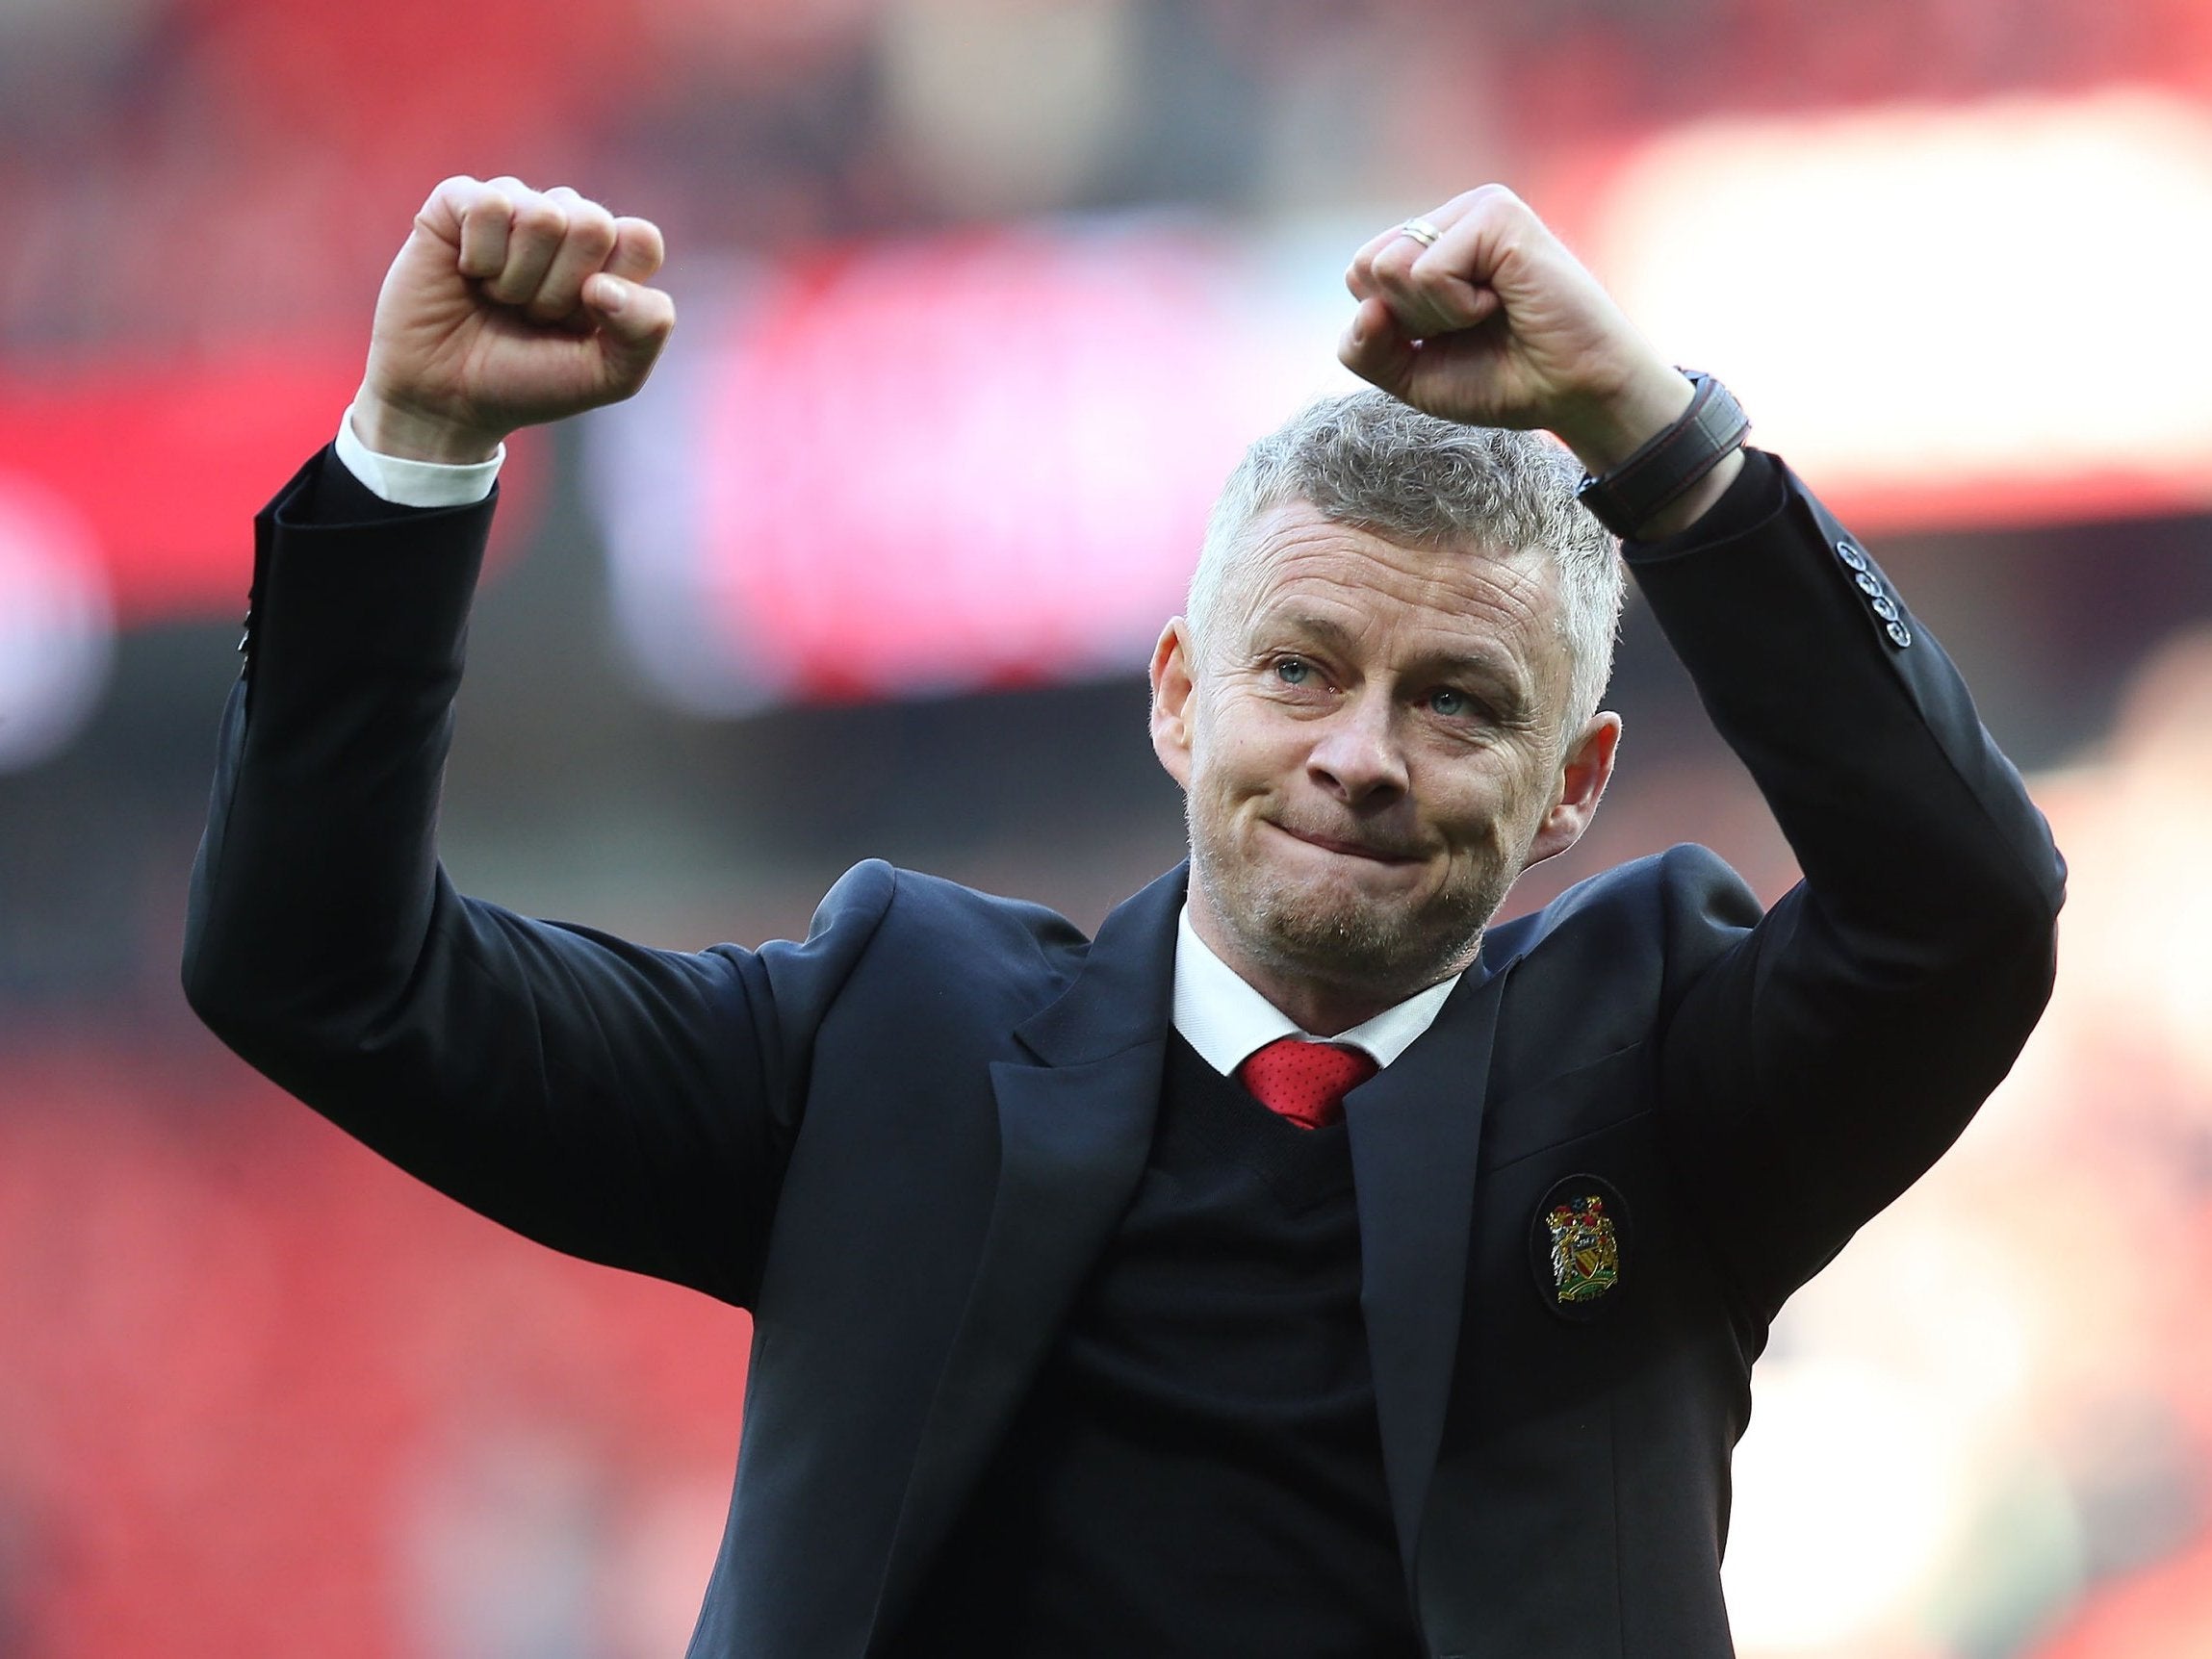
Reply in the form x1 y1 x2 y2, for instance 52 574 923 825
888 1034 1421 1657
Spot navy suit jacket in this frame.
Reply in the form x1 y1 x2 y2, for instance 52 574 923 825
184 447 2063 1658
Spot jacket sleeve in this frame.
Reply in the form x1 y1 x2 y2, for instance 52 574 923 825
181 448 894 1309
1625 451 2066 1324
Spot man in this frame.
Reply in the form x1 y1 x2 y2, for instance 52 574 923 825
183 175 2064 1657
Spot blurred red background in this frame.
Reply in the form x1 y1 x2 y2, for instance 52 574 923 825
2 1 2209 1653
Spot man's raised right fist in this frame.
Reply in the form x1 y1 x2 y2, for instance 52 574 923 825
352 175 677 464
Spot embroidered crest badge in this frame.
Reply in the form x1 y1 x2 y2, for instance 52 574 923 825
1545 1195 1619 1303
1530 1174 1629 1321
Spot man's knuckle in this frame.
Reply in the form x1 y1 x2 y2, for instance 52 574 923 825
516 203 568 238
572 211 618 254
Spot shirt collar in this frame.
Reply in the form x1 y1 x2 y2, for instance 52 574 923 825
1171 904 1463 1078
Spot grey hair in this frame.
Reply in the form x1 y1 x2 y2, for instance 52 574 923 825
1187 389 1625 740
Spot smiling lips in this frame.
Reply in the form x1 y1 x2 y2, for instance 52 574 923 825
1275 822 1423 864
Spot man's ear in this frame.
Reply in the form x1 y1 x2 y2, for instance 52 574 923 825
1149 618 1196 791
1524 712 1621 868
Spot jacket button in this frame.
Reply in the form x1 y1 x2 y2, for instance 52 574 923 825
1854 570 1883 597
1886 619 1913 648
1871 595 1899 621
1837 540 1869 571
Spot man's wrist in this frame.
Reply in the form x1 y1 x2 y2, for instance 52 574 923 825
1623 447 1744 540
1568 370 1751 539
348 390 505 466
1552 363 1698 478
336 398 504 509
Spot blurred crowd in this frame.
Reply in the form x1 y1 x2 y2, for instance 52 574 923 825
4 0 2211 358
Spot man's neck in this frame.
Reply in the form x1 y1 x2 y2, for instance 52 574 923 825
1182 886 1471 1038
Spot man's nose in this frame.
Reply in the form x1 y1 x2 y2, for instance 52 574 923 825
1306 694 1409 804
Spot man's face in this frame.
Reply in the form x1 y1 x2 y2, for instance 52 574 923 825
1150 498 1617 1016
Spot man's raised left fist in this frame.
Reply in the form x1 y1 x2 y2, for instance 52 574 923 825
1337 185 1696 479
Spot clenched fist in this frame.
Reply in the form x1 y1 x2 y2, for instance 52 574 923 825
352 176 678 464
1337 186 1737 522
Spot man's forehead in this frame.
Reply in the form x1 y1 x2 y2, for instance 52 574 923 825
1232 498 1560 630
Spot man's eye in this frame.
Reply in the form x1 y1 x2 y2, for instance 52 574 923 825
1429 688 1474 718
1275 658 1313 686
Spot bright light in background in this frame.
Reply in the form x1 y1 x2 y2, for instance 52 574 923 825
1724 1359 1976 1652
0 472 113 773
1587 88 2212 530
2048 627 2212 1100
1719 1182 2104 1659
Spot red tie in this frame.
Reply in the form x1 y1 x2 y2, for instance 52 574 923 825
1237 1038 1378 1131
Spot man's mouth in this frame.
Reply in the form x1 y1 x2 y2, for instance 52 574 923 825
1274 823 1422 865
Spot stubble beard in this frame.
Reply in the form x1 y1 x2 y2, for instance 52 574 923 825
1187 799 1513 1006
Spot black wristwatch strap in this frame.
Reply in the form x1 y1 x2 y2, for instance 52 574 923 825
1574 371 1750 538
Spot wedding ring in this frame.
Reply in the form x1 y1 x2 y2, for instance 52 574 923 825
1399 217 1443 248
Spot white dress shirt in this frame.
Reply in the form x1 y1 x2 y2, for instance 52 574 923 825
1172 906 1460 1077
335 411 1467 1077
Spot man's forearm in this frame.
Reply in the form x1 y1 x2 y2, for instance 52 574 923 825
1626 451 2062 931
182 450 494 1043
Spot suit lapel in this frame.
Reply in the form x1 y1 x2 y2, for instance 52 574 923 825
1345 957 1511 1583
866 867 1185 1645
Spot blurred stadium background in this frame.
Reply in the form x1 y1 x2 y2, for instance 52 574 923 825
1 0 2210 1652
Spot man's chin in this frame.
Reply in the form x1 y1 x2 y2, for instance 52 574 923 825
1213 854 1504 994
1189 828 1497 994
1245 887 1453 988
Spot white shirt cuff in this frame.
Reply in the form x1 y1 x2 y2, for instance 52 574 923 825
333 406 504 507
